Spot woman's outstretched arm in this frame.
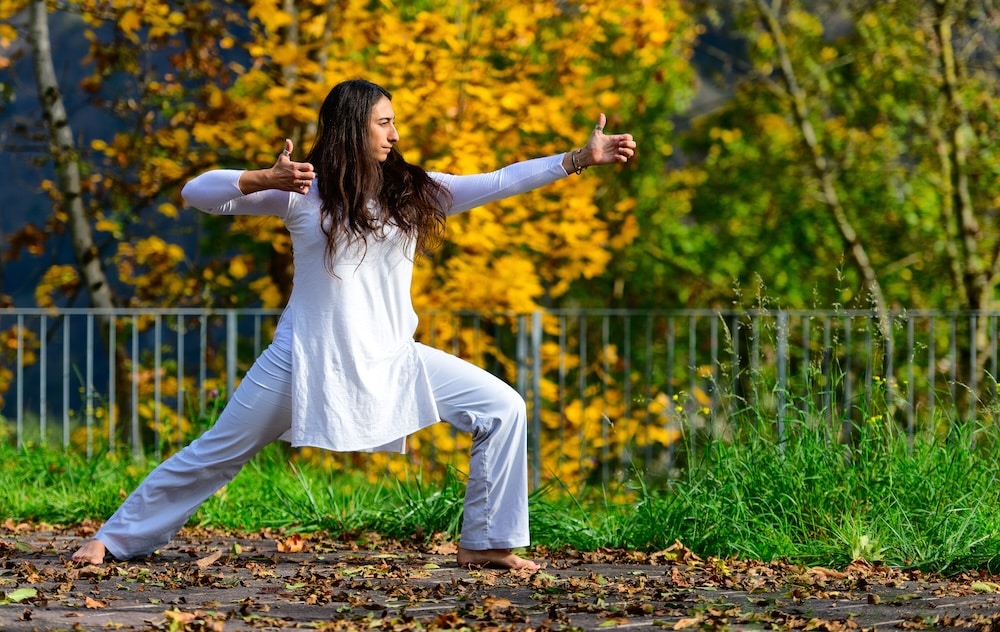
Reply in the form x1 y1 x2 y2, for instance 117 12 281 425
436 113 636 215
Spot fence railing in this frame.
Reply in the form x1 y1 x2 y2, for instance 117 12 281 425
3 307 999 487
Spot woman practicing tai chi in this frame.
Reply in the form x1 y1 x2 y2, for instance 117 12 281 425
72 78 636 570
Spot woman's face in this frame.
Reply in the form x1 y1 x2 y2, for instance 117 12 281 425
368 96 399 162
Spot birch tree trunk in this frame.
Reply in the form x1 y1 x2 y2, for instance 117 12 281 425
27 1 114 312
27 1 140 454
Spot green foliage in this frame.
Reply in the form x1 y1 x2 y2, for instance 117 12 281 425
621 0 999 312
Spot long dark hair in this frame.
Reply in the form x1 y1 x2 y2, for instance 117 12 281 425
304 79 450 271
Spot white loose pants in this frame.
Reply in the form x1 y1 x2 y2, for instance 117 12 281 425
94 343 530 559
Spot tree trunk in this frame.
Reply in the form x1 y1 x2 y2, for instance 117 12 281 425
27 1 114 313
28 1 138 454
932 1 994 415
754 0 891 342
935 2 985 311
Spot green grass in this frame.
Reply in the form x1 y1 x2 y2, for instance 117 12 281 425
535 412 1000 574
4 412 1000 574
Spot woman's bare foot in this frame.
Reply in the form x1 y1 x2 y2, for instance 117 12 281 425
71 539 107 564
457 547 540 570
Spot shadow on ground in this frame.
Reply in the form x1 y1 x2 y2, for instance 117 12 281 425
4 522 1000 630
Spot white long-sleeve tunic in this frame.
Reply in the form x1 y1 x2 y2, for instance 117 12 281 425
181 154 569 453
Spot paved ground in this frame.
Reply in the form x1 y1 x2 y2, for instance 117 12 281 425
5 526 1000 630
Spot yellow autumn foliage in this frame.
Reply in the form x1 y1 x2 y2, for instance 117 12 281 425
8 0 699 489
34 265 80 308
178 0 697 315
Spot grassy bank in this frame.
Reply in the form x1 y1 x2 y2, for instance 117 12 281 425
4 415 1000 574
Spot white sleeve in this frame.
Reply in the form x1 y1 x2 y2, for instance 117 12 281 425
181 169 291 218
432 154 570 216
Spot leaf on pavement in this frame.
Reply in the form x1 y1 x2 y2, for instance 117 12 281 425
651 540 702 565
195 548 223 568
276 534 307 553
0 588 37 604
430 542 458 555
673 615 704 629
483 597 512 608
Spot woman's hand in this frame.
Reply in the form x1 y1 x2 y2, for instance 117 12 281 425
238 139 316 195
271 139 316 193
569 114 636 173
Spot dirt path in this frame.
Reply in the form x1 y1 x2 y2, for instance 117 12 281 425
4 525 1000 630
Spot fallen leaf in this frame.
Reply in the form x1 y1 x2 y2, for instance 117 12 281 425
430 542 458 555
674 615 704 629
651 540 702 564
276 534 307 553
484 597 512 608
434 612 465 627
195 549 223 568
164 609 197 625
809 567 848 580
0 588 37 604
84 596 106 609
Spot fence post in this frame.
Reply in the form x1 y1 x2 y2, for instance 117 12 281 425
153 314 162 460
107 313 116 452
131 317 141 458
16 314 24 449
531 311 542 491
226 310 237 403
58 316 67 448
969 313 978 426
514 315 528 482
777 310 788 448
177 315 184 449
86 312 94 458
40 314 48 446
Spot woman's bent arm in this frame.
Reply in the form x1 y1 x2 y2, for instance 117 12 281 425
182 169 292 217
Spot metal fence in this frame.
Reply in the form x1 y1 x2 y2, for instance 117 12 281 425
2 307 999 485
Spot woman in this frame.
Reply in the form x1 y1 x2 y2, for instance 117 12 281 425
72 79 636 570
